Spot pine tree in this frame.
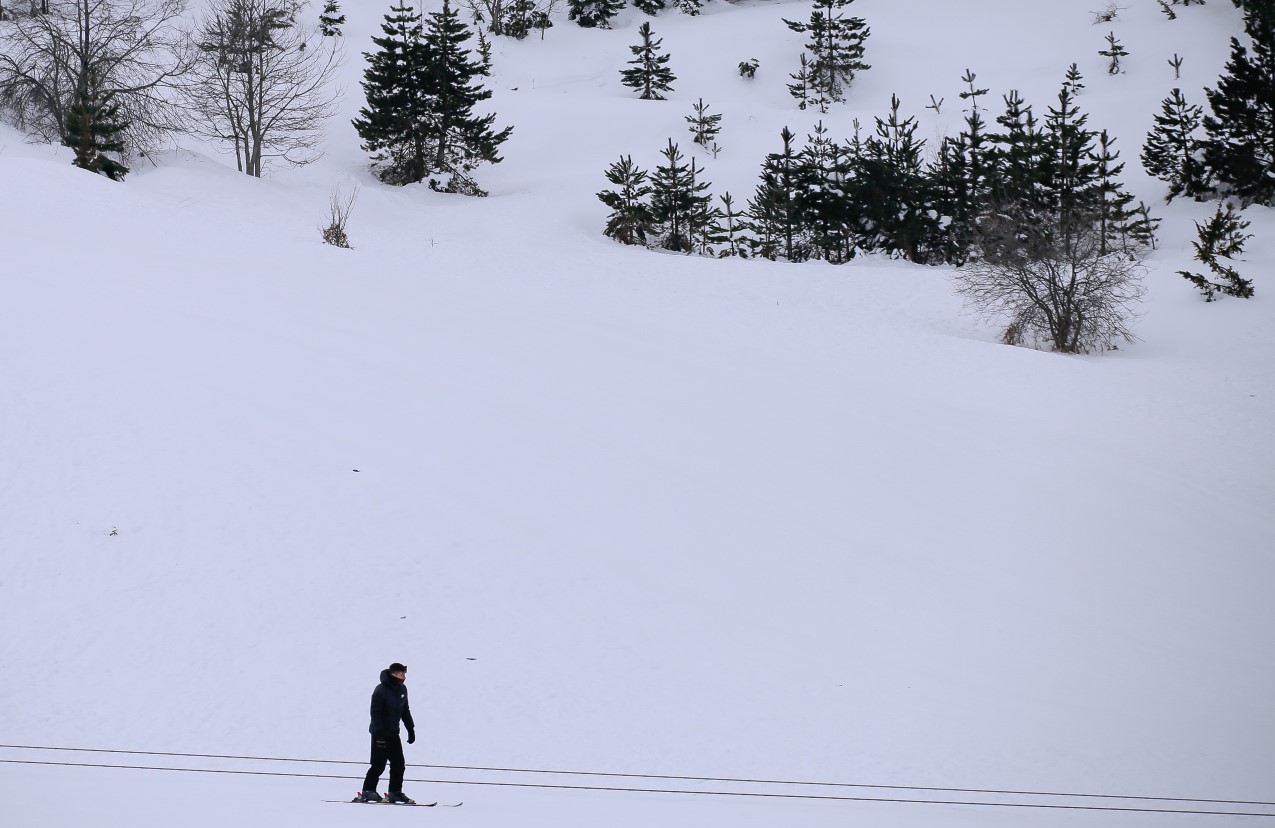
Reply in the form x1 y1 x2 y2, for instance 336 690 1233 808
794 120 853 263
686 98 722 153
716 192 751 258
632 0 665 15
787 53 814 111
684 157 722 254
353 3 433 185
989 90 1051 218
852 94 936 262
1063 62 1085 95
419 0 512 194
783 0 870 105
1092 130 1151 253
568 0 623 29
598 155 655 246
930 69 993 261
676 0 702 15
1201 5 1275 205
620 22 676 100
649 139 696 252
1141 87 1209 202
1042 75 1101 227
747 127 805 261
1178 202 1255 300
63 70 129 181
319 0 345 36
1099 31 1128 75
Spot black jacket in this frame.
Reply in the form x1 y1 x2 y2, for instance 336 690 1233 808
369 669 415 737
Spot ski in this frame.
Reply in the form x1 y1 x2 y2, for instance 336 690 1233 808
323 799 463 807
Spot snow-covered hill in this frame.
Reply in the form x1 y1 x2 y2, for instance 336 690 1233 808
2 1 1272 826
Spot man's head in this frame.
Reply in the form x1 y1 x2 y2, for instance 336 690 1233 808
389 662 407 680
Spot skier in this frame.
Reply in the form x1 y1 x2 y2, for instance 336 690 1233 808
356 662 417 804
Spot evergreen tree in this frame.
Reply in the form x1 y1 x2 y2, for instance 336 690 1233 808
1042 75 1101 228
568 0 623 29
852 94 936 261
1099 31 1128 74
676 0 702 15
1092 130 1153 253
319 0 345 36
747 127 806 261
716 192 751 258
63 69 129 180
1063 62 1085 95
620 22 676 100
632 0 665 15
1178 202 1255 300
787 53 814 111
930 69 993 261
419 0 512 194
598 155 655 246
783 0 870 105
686 97 722 153
1201 5 1275 205
1141 87 1209 201
989 90 1051 221
684 157 722 254
649 139 696 252
794 120 853 263
353 3 433 185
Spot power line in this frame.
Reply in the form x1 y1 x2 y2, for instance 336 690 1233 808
2 743 1271 808
2 754 1274 818
0 750 1269 816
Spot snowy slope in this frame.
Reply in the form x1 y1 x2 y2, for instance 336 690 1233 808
1 1 1273 826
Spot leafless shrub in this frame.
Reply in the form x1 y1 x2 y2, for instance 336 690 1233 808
955 209 1148 354
321 184 358 248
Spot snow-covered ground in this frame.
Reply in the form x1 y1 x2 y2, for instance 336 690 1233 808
2 1 1272 825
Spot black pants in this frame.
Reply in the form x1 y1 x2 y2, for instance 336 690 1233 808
362 733 405 793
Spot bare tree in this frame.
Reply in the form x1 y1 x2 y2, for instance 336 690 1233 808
0 0 190 154
320 182 358 248
462 0 560 39
183 0 341 177
954 209 1148 354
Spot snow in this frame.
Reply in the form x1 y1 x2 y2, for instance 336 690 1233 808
1 0 1273 825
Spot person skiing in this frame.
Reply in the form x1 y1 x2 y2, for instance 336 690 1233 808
356 662 417 804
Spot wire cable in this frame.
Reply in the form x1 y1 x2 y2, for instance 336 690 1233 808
2 757 1274 818
2 743 1271 808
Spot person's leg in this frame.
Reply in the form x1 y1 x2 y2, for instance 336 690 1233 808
387 735 406 793
363 735 389 792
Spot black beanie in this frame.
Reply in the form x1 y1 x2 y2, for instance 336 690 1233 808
389 663 408 674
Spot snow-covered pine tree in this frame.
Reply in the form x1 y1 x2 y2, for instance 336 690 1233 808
64 70 129 180
352 3 433 185
419 0 512 194
747 127 806 261
1092 130 1154 253
716 192 751 258
676 0 702 16
598 155 655 245
1201 4 1275 205
783 0 870 105
632 0 665 15
853 94 937 262
649 139 695 251
1099 31 1128 75
788 53 814 110
686 98 722 153
568 0 623 29
930 69 994 262
1178 202 1255 300
1141 87 1209 202
620 22 676 100
319 0 345 36
989 90 1051 224
1042 75 1101 228
684 157 723 254
795 120 853 263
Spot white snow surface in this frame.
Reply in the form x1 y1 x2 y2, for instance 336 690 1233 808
2 0 1273 825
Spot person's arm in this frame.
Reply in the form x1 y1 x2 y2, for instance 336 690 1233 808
402 693 416 743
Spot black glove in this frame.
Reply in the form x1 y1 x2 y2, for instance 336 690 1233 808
407 728 416 745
